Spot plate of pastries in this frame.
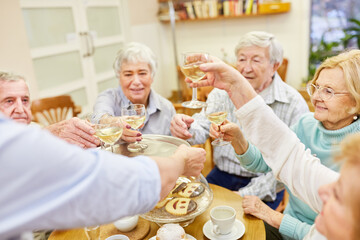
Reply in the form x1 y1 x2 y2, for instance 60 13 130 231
142 175 213 227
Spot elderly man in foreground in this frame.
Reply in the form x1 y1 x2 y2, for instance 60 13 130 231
0 71 100 148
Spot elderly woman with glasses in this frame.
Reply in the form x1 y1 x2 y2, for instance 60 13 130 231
92 42 176 143
209 50 360 240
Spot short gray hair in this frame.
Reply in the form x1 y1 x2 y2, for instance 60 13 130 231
0 71 25 83
234 31 283 65
113 42 157 79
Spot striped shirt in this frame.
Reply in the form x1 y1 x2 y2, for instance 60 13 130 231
188 73 309 200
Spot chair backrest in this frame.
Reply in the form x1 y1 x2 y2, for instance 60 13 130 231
277 58 288 82
31 95 79 126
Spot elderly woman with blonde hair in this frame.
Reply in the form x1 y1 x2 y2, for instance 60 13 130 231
190 49 360 239
208 50 360 240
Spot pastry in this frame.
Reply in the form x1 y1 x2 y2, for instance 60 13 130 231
177 182 205 198
172 182 187 194
165 198 197 216
156 223 185 240
155 194 173 208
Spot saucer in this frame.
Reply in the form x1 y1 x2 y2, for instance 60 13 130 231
149 233 196 240
203 219 245 240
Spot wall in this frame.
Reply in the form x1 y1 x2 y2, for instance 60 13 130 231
0 0 37 97
128 0 311 98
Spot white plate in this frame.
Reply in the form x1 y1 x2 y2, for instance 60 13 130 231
203 219 245 240
149 233 196 240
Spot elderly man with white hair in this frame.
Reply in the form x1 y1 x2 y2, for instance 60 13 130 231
170 31 309 210
0 71 100 148
93 42 176 143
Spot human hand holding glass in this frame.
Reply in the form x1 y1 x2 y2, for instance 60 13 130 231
205 101 230 146
121 104 147 152
180 52 209 109
94 117 123 153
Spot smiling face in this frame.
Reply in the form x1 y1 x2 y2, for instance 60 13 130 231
119 61 153 106
311 67 356 130
236 45 278 93
316 164 357 239
0 80 32 124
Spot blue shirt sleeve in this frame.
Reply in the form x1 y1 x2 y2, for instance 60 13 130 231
234 143 271 173
0 117 161 239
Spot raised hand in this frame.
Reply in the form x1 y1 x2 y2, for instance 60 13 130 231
45 117 100 148
170 114 195 140
173 144 206 177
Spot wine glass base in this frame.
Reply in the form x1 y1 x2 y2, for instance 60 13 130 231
211 139 231 146
182 100 207 109
127 142 148 153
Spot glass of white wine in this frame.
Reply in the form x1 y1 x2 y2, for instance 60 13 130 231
180 52 209 109
84 225 100 240
94 117 123 153
121 104 147 152
205 101 230 146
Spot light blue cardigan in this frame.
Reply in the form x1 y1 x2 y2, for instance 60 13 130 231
236 112 360 240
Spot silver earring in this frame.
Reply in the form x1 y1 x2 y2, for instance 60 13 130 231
354 115 358 121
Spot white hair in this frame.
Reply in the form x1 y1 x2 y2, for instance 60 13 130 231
234 31 283 65
0 71 25 83
113 42 157 79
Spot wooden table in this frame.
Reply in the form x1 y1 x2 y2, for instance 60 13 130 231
49 184 265 240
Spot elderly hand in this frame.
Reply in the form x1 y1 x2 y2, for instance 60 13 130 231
100 115 142 143
170 114 194 140
173 144 206 177
45 117 100 148
186 56 257 109
210 120 249 155
241 195 283 229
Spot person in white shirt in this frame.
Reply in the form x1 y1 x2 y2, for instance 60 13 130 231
187 52 360 240
0 112 206 240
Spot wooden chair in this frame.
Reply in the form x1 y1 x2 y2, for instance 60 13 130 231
277 58 288 82
31 95 81 126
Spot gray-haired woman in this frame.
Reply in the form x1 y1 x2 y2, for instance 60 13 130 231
93 42 176 143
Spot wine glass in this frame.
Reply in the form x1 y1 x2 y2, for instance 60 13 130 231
180 52 209 109
121 104 147 152
205 101 230 146
84 225 100 240
94 117 123 153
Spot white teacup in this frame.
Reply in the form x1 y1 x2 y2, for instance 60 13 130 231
210 205 236 235
113 215 139 232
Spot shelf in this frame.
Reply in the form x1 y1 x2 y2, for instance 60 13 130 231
158 2 291 23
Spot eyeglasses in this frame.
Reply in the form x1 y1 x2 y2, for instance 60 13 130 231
306 83 349 101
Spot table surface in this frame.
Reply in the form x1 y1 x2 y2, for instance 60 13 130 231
49 184 265 240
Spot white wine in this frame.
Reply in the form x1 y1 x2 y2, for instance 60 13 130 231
207 111 228 125
181 63 206 82
95 127 123 145
124 115 146 129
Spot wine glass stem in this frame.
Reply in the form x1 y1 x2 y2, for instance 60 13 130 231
218 126 224 141
191 87 198 102
110 144 114 153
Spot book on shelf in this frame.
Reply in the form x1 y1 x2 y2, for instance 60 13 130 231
193 0 203 18
184 2 196 19
245 0 254 15
252 0 258 14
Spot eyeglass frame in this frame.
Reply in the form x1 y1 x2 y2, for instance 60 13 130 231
306 83 349 100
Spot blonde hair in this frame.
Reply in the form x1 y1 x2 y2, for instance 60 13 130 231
309 49 360 115
336 133 360 238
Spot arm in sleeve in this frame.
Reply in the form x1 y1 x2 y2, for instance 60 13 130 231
235 96 339 213
0 120 160 238
279 214 313 240
237 171 277 201
93 89 118 123
235 143 272 173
